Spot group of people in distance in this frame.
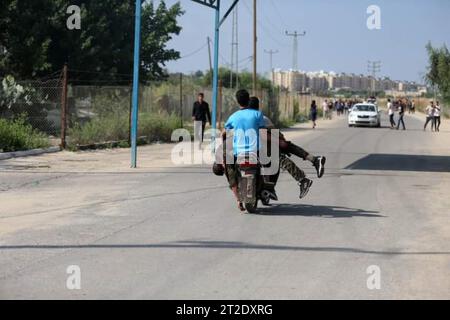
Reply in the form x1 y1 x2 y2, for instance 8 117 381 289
424 100 442 132
387 98 443 132
319 99 363 122
387 98 409 130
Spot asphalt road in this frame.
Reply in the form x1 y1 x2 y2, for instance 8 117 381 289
0 112 449 299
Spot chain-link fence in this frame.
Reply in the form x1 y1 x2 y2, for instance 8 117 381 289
1 72 333 152
0 77 63 152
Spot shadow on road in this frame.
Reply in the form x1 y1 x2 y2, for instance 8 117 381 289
258 204 383 218
1 240 448 256
346 154 450 173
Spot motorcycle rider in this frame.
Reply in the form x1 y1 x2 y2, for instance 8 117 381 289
220 89 266 211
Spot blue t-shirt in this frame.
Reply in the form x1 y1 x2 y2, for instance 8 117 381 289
224 108 266 156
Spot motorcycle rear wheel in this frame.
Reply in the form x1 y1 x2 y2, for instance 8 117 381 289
244 201 258 213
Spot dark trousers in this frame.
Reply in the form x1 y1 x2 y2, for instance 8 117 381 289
424 116 435 131
397 114 406 130
195 121 207 142
389 114 396 127
283 141 310 161
433 116 441 131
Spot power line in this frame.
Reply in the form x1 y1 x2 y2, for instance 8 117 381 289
264 49 279 79
180 42 209 59
285 30 306 70
368 60 382 93
241 0 287 48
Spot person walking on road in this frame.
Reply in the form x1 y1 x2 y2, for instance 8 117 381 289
310 100 318 129
424 101 436 131
410 99 416 114
387 99 396 128
434 101 441 132
192 93 212 146
322 100 329 120
396 101 406 130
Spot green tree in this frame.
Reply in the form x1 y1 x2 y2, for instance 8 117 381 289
425 42 450 102
202 67 273 91
0 0 183 82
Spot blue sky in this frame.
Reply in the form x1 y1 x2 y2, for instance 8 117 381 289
160 0 450 83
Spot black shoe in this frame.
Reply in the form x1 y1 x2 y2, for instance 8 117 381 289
313 156 326 178
299 178 313 199
262 189 278 202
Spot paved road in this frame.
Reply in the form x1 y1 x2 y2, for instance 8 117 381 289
0 113 449 299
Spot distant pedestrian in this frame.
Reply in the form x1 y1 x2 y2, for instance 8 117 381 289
192 93 212 145
310 100 318 129
344 100 350 115
410 100 416 114
322 100 329 120
396 101 406 130
327 101 333 119
434 101 441 132
424 101 435 131
387 99 396 128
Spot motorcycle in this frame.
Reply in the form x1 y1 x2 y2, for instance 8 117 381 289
236 152 278 213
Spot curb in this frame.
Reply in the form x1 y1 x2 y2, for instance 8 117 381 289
0 146 61 161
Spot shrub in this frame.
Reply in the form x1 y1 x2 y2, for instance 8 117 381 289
139 113 181 143
67 112 182 148
0 117 50 152
68 114 129 147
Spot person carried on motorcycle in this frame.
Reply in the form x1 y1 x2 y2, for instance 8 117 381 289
247 96 326 200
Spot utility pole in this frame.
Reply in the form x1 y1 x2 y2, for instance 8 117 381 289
230 6 238 89
207 36 213 82
285 30 306 70
235 5 239 89
252 0 257 94
264 49 278 83
367 60 381 94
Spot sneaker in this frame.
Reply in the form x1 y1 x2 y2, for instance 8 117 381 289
262 189 278 201
299 178 313 199
313 156 326 178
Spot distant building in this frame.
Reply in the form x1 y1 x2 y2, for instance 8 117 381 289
272 69 424 94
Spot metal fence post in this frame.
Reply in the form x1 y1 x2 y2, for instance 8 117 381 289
218 80 223 129
60 64 68 149
180 73 183 128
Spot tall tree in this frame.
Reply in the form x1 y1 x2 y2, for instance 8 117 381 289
425 42 450 102
0 0 183 82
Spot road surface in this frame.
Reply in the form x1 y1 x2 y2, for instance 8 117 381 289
0 112 449 299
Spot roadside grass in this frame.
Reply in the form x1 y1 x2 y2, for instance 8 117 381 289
67 113 182 149
0 117 50 152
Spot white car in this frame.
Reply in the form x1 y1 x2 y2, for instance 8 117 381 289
348 103 381 127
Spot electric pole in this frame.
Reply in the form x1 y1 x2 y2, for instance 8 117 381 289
368 60 381 94
253 0 257 94
285 30 306 70
207 36 213 82
230 5 239 89
264 49 278 83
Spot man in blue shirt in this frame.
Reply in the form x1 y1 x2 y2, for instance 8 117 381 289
222 89 266 211
224 91 266 157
